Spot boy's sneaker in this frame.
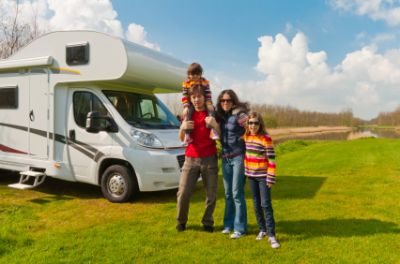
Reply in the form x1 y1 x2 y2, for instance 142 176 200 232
230 231 245 239
184 134 193 145
256 231 267 240
221 228 231 234
210 129 220 140
268 236 280 249
176 223 186 232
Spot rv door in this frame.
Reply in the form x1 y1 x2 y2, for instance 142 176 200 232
28 68 49 159
67 89 113 182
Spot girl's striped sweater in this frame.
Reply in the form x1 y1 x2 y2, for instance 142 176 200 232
243 133 276 184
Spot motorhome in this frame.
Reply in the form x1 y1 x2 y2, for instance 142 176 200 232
0 30 187 202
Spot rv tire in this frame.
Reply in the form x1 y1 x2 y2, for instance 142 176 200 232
101 164 138 203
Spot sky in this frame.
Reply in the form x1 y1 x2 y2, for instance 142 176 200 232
2 0 400 120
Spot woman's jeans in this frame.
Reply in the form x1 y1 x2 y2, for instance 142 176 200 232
222 155 247 233
248 177 276 237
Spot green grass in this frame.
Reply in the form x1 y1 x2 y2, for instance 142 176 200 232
0 138 399 263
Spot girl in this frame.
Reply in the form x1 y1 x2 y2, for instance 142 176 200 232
243 112 280 249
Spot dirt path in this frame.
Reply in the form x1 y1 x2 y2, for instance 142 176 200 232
268 126 352 139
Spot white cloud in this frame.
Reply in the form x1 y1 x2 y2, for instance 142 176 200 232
222 32 400 119
0 0 159 51
330 0 400 26
125 23 160 51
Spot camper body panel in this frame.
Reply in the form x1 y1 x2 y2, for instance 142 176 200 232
0 30 187 201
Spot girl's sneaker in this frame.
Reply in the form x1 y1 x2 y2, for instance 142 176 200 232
268 236 280 249
256 231 267 240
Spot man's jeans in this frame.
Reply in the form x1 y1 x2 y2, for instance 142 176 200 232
222 155 247 233
176 155 218 226
248 177 276 237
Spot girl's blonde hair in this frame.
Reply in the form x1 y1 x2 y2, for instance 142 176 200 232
245 112 267 135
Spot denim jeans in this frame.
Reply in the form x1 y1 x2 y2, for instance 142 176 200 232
248 177 276 237
222 155 247 233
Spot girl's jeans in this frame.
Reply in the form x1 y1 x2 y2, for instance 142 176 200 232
248 177 276 237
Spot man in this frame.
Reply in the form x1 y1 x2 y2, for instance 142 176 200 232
176 83 220 232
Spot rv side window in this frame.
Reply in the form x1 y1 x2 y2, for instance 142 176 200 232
73 92 108 128
0 86 18 109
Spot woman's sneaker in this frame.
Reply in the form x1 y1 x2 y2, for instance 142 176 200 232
256 231 267 240
221 228 231 234
230 231 245 239
268 236 280 249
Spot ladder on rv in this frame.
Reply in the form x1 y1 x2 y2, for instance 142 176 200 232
8 170 46 190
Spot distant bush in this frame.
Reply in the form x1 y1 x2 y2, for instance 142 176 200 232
276 140 315 156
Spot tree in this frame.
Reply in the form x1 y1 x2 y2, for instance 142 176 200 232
0 0 44 59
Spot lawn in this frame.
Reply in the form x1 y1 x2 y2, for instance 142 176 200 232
0 138 399 263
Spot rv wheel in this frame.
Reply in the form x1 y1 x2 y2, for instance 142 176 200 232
101 165 138 203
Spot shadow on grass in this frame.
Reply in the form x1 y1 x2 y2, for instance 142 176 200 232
278 218 400 239
271 175 327 200
0 169 103 202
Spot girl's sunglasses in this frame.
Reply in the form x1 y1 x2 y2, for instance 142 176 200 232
248 121 260 125
220 99 232 103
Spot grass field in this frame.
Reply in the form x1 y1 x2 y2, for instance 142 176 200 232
0 138 399 263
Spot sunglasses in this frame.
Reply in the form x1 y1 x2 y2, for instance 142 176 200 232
220 99 232 103
248 121 260 125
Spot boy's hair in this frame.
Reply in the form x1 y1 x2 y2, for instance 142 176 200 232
187 63 203 76
188 83 206 97
245 112 267 135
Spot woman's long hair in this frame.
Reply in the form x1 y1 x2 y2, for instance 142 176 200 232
245 112 267 135
216 89 249 117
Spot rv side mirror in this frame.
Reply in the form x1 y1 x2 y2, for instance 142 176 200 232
86 112 118 133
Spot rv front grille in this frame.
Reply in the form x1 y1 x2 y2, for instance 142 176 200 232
177 155 185 168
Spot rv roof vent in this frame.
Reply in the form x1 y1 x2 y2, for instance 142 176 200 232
66 42 89 66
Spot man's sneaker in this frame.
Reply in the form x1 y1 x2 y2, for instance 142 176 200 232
221 228 231 234
268 236 280 249
230 231 245 239
203 225 214 233
176 223 186 232
256 231 267 240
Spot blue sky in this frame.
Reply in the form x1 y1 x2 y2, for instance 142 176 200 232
3 0 400 120
112 0 388 77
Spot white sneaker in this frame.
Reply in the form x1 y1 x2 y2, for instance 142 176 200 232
256 231 267 240
230 231 245 239
268 236 280 249
221 228 231 234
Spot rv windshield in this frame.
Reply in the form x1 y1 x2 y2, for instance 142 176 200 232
103 90 180 129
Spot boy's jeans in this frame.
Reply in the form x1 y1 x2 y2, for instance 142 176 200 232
248 177 276 237
222 155 247 233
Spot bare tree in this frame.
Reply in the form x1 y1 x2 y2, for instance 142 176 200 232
0 0 44 59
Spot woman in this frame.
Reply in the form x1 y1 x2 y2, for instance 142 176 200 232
217 89 250 239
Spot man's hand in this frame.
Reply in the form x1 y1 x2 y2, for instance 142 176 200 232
180 120 194 131
267 182 273 188
205 116 217 129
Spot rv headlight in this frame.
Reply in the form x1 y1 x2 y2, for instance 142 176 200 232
131 129 164 148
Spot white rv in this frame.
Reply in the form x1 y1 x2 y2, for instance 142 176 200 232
0 30 187 202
